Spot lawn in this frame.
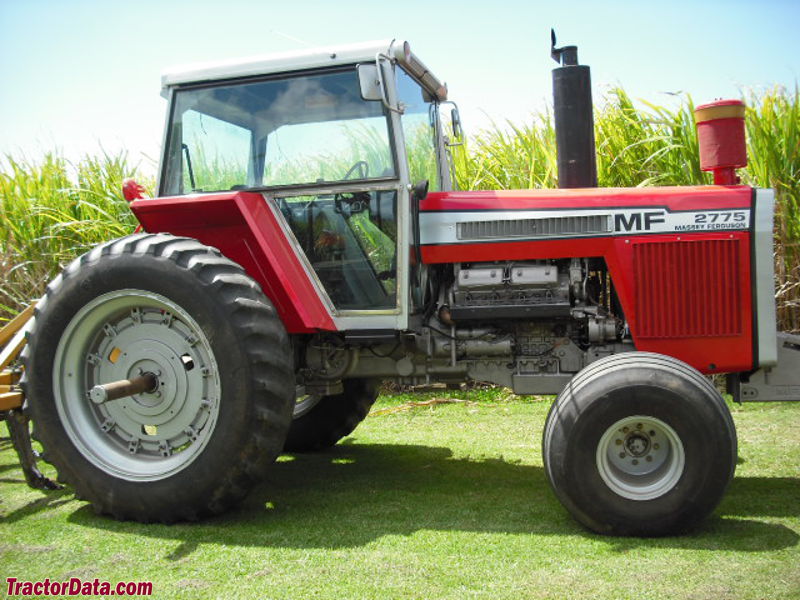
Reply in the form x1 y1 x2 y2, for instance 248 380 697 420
1 390 799 599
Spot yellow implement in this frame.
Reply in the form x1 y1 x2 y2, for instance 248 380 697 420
0 392 24 411
0 302 35 411
0 302 60 490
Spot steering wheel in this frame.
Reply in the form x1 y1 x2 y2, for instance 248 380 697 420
334 190 371 216
342 160 369 181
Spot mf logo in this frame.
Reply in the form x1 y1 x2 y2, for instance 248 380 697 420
614 211 666 232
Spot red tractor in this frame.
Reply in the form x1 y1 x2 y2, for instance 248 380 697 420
19 36 800 536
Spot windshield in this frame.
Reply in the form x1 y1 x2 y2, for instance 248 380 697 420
161 68 396 195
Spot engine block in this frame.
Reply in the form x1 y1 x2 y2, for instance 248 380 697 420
449 261 574 320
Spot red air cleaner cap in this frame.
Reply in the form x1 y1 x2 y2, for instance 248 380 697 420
694 99 747 182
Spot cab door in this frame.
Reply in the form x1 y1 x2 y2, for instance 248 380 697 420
270 182 406 331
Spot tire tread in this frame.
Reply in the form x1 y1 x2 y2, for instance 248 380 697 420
22 233 294 522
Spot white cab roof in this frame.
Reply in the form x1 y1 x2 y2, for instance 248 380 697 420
161 39 446 100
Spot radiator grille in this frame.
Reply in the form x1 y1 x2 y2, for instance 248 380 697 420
633 239 742 338
456 214 612 240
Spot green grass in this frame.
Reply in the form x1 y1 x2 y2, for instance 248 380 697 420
1 392 799 599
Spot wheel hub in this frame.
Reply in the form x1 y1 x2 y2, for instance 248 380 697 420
624 431 651 457
596 415 685 501
53 290 221 481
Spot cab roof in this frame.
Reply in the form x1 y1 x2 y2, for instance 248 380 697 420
161 39 447 101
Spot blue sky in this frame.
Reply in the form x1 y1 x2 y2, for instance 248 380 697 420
1 0 798 174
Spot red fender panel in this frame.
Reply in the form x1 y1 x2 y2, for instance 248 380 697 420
131 191 335 334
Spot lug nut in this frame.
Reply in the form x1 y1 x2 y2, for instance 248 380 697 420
649 430 656 436
632 459 639 465
615 439 622 445
646 456 653 462
619 452 625 458
653 443 660 450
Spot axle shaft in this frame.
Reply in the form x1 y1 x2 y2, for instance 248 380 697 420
89 373 157 404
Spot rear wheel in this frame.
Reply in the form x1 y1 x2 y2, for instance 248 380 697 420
283 379 377 452
23 234 295 522
543 352 737 536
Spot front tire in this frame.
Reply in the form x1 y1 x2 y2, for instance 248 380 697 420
23 234 295 522
543 352 737 536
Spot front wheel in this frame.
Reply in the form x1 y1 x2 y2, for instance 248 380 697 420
543 352 737 536
23 234 295 522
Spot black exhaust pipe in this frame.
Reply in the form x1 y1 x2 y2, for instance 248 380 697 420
551 30 597 188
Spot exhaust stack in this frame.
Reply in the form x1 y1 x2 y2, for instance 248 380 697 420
551 30 597 188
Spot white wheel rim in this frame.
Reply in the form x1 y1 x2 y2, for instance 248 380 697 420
596 415 685 501
53 289 221 482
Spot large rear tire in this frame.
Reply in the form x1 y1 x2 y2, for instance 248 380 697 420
283 379 377 452
543 352 737 536
23 234 295 522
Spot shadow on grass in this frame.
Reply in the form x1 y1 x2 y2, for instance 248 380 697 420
0 462 23 474
0 488 72 523
719 476 800 518
61 442 799 554
0 449 73 522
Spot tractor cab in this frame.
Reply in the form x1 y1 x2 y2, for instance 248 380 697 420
157 40 455 330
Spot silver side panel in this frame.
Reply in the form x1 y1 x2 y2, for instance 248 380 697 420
741 333 800 401
420 207 750 245
457 214 612 240
754 189 777 367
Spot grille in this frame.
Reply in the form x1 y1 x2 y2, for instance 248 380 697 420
633 239 742 338
456 214 612 240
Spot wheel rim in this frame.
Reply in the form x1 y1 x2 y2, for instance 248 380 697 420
53 290 221 482
596 415 685 501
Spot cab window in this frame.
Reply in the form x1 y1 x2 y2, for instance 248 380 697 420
396 68 440 191
162 68 396 195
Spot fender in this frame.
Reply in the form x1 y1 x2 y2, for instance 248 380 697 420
131 191 335 334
